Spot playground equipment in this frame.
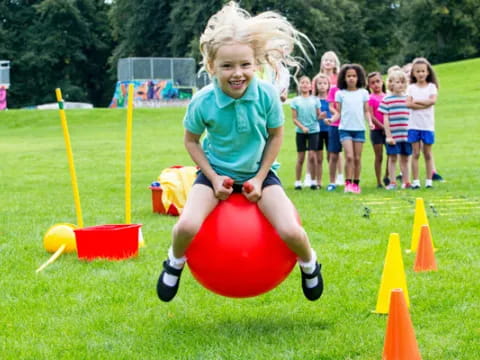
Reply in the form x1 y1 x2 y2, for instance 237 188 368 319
186 180 298 298
110 57 198 108
36 85 141 272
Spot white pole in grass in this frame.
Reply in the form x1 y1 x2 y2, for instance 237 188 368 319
125 83 134 224
55 88 84 228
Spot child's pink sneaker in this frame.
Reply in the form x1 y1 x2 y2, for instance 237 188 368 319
351 183 361 194
344 183 352 193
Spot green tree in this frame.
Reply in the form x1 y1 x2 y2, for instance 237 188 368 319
402 0 480 63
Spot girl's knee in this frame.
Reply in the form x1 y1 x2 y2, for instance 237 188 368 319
174 218 202 239
276 223 304 245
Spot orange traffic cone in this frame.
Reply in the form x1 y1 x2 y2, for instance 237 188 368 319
383 289 422 360
414 225 438 272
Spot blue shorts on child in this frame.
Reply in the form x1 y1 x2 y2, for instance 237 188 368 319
386 141 412 156
408 129 435 145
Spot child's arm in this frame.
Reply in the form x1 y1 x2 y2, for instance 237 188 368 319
184 130 232 200
244 126 284 202
368 103 383 129
406 95 436 109
327 102 340 124
364 101 375 130
383 114 395 145
292 108 309 133
413 94 437 107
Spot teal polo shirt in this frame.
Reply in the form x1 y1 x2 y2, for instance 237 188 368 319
290 95 320 133
183 77 284 183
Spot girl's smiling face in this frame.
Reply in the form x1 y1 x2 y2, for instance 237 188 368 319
322 57 336 72
210 42 256 98
299 77 312 95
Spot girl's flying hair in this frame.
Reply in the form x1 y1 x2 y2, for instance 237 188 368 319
410 57 439 89
199 1 311 79
337 64 367 90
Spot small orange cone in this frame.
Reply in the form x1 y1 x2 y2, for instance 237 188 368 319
383 289 422 360
414 225 438 272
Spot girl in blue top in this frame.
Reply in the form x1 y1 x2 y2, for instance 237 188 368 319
291 76 321 190
313 73 332 189
332 64 374 194
157 1 323 302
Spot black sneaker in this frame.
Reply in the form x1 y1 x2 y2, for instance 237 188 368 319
383 176 390 186
156 260 184 302
310 184 318 190
432 172 444 181
295 185 302 190
396 173 403 181
301 262 324 301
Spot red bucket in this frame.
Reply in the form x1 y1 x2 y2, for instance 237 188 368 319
74 224 142 260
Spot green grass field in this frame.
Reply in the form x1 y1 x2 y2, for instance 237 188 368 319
1 58 479 359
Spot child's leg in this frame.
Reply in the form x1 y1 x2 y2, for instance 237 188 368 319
411 141 421 181
295 152 306 181
316 149 324 186
399 155 410 185
422 144 433 180
342 140 354 180
307 150 317 186
353 141 364 180
259 185 312 261
388 154 398 184
157 184 218 302
372 143 383 186
171 184 219 257
258 185 323 300
328 152 338 185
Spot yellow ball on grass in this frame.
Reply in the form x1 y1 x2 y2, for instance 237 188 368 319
43 223 77 253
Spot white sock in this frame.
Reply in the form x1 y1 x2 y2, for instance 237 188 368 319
163 247 186 287
295 180 302 187
412 179 421 187
298 249 318 288
311 180 318 187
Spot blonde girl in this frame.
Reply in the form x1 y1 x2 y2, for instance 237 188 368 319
156 1 323 302
314 73 331 188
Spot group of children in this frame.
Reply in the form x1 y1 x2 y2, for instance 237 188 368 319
292 53 441 193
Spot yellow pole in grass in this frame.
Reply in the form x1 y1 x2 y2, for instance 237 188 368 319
55 88 83 228
125 83 134 224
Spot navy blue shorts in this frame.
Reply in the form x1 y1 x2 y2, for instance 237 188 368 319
296 132 320 152
386 142 413 156
327 126 342 153
408 129 435 145
193 170 282 193
370 129 385 145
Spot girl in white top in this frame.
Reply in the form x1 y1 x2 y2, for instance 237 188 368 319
331 64 374 194
406 57 439 189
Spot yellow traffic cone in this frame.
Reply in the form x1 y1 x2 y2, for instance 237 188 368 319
409 198 435 253
374 233 410 314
